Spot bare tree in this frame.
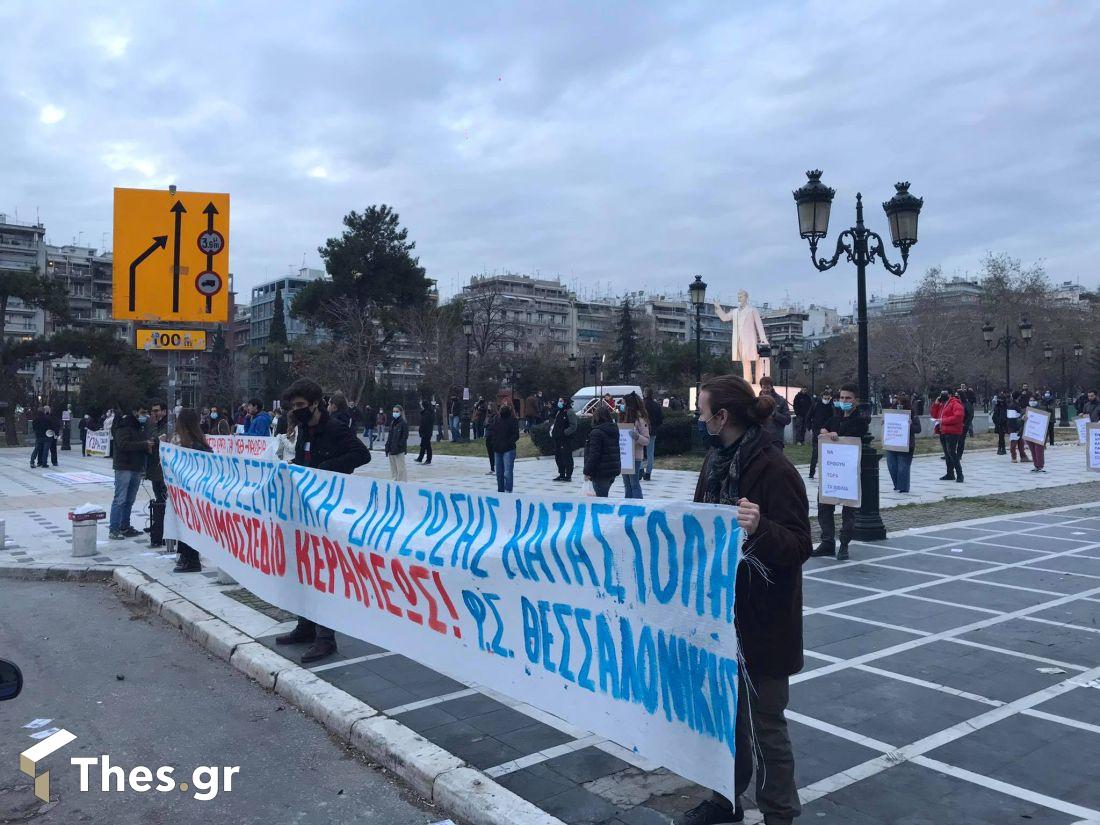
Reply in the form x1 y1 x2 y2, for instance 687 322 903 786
300 298 393 405
462 279 522 358
398 303 464 403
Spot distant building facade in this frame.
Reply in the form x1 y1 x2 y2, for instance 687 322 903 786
249 267 327 346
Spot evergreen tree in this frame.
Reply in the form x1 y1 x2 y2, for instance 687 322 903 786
269 286 288 345
613 298 639 381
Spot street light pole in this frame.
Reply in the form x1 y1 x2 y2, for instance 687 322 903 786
981 318 1032 391
688 276 707 411
794 171 923 541
461 316 473 441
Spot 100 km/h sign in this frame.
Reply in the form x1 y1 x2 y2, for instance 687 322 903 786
112 187 230 323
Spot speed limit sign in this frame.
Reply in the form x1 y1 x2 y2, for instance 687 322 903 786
197 229 225 256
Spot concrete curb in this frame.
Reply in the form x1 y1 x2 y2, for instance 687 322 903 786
1 563 566 825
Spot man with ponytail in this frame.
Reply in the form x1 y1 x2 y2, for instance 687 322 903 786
677 374 811 825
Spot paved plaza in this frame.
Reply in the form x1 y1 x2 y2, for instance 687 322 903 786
1 447 1099 823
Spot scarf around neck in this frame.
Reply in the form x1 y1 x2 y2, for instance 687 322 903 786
704 424 763 506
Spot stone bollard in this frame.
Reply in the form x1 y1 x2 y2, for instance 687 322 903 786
69 510 106 558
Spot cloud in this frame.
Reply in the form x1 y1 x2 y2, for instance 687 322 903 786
1 0 1098 313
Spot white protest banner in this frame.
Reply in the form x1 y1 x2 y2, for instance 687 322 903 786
618 423 635 475
819 437 862 506
207 434 278 461
1022 409 1050 445
159 444 742 797
881 411 911 453
1087 423 1100 473
85 429 111 457
1075 416 1089 446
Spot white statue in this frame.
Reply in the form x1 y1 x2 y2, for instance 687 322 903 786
714 289 770 384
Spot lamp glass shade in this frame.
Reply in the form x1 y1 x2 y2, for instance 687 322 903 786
1043 344 1053 360
1074 343 1084 357
688 275 707 306
1019 320 1033 340
882 181 923 246
462 319 473 337
283 348 294 364
258 349 269 366
793 170 835 239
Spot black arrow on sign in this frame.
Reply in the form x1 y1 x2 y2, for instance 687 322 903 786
128 235 168 312
202 202 218 313
170 200 187 313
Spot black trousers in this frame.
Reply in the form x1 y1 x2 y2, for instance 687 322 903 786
818 502 855 546
996 431 1006 454
942 434 963 478
487 439 495 471
808 436 820 477
715 674 800 824
149 478 167 543
554 439 574 479
417 438 432 462
956 430 968 457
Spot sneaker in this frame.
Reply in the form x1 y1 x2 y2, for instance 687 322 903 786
938 474 954 481
149 540 166 548
836 544 850 561
301 638 337 664
552 475 565 481
121 527 141 538
810 541 835 557
673 798 740 825
173 559 202 573
108 530 125 540
955 476 964 483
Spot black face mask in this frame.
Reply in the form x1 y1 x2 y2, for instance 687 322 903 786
292 406 313 426
939 393 949 402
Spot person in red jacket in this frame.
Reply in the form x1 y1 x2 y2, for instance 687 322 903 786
934 389 965 482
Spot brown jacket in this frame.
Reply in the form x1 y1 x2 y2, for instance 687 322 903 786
694 441 812 678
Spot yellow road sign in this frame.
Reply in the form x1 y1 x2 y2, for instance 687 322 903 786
112 187 230 322
135 328 208 351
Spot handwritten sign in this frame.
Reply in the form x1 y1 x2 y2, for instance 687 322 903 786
819 437 862 507
159 444 742 798
1075 416 1089 446
85 429 111 458
206 434 277 460
1087 423 1100 473
881 411 911 453
618 424 635 475
1022 408 1050 445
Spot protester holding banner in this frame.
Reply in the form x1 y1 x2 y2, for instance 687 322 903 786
620 392 650 499
275 379 371 663
813 384 869 561
1025 399 1048 473
489 403 520 493
1008 393 1031 464
415 399 435 465
385 404 409 482
144 401 169 547
168 408 211 572
109 404 150 540
583 403 622 497
1084 390 1100 422
885 394 921 494
679 374 811 825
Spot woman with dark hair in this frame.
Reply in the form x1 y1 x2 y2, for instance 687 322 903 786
169 408 212 573
583 403 621 497
327 392 352 427
416 399 435 465
886 393 920 493
620 393 650 499
484 402 498 475
676 374 810 825
207 405 231 435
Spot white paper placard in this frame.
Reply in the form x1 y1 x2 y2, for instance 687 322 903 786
618 423 635 475
85 429 111 457
818 437 862 506
1087 423 1100 473
881 411 911 453
1022 409 1050 445
1075 416 1089 445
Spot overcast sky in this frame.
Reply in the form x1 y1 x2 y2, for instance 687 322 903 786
3 1 1099 312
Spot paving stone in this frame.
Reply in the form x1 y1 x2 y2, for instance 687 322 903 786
1033 686 1100 727
803 613 923 659
975 533 1090 553
787 720 881 787
921 526 1003 540
394 703 461 733
496 764 579 804
789 668 987 746
806 563 943 592
879 534 956 550
873 639 1071 702
496 722 574 753
1028 599 1100 628
544 747 631 784
970 566 1098 595
927 714 1100 809
1024 554 1100 576
799 761 1074 824
959 619 1100 668
914 579 1056 612
832 594 992 634
466 706 544 737
417 720 524 769
800 578 873 608
1024 524 1100 541
875 552 997 576
539 785 621 825
927 541 1045 564
439 692 513 719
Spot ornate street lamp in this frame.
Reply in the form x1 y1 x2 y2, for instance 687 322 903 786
258 348 269 367
460 315 474 440
802 356 826 397
981 316 1032 390
283 346 294 365
688 275 707 410
1044 342 1085 420
793 170 923 541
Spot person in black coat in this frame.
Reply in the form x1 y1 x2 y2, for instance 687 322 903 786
30 407 53 468
642 387 664 480
792 388 812 445
813 384 869 561
488 404 520 493
415 399 435 465
385 405 410 481
583 404 621 497
275 378 371 665
991 390 1009 455
805 390 834 479
678 374 811 825
758 377 792 451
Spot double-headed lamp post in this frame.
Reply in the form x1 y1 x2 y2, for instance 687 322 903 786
52 358 78 450
461 316 473 441
1043 341 1083 423
802 356 827 397
793 169 923 541
980 317 1032 390
688 275 707 410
